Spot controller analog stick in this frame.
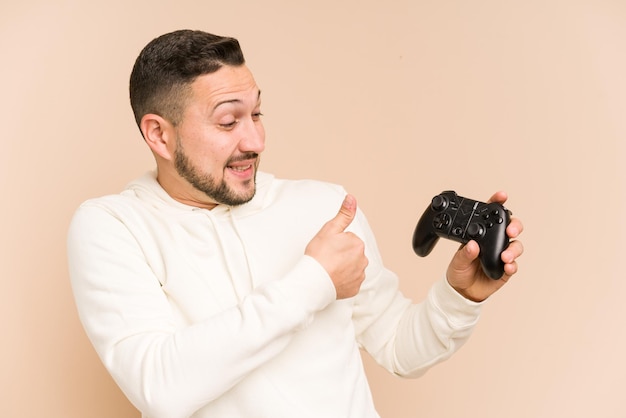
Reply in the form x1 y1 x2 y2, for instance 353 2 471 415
467 223 485 239
431 195 448 211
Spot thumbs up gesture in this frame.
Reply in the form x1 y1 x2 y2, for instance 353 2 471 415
305 194 369 299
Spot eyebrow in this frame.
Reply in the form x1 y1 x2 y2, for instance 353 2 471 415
212 89 262 112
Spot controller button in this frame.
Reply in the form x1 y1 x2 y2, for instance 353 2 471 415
496 217 504 224
452 227 463 236
431 195 449 211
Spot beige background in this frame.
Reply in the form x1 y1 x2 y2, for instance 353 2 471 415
2 0 625 417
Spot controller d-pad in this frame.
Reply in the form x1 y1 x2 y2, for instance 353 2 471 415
433 213 451 229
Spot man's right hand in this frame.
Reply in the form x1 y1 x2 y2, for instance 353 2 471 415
305 194 368 299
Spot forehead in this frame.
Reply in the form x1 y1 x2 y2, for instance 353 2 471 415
189 65 260 110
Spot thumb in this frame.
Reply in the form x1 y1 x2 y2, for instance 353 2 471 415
323 194 357 234
452 240 480 270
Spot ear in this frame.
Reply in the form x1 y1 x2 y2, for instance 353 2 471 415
140 114 175 160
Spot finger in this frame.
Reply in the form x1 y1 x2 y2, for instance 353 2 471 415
507 218 524 238
502 240 524 263
503 260 518 277
486 191 508 205
322 194 357 234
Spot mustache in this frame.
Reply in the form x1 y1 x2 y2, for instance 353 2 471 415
227 152 259 165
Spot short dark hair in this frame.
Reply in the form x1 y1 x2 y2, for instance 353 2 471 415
129 30 245 129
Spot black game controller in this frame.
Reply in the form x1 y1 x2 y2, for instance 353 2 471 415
412 191 512 279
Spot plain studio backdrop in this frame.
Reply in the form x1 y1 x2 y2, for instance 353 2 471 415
2 1 625 417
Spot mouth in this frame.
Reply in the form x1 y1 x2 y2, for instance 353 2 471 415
225 153 258 178
227 163 253 172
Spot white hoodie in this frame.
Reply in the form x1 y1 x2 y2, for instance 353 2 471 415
67 171 482 418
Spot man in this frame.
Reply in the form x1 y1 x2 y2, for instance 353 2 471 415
68 29 524 418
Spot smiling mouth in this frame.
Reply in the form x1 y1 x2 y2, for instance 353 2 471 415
225 153 259 176
228 164 253 172
226 153 258 169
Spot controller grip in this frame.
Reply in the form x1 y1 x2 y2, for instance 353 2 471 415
412 207 439 256
478 217 511 279
481 260 506 280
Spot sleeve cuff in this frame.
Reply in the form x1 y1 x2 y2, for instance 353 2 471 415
429 276 483 330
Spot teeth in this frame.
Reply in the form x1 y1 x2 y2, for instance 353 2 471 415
229 165 251 172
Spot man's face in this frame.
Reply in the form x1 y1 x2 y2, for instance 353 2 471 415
172 65 265 207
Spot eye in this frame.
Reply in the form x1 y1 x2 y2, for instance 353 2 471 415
252 112 264 121
219 119 239 129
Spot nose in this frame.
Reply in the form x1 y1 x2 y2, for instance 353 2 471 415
239 118 265 154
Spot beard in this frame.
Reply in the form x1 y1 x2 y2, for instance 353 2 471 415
174 139 259 207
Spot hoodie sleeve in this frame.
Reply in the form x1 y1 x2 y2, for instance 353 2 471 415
67 202 336 418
